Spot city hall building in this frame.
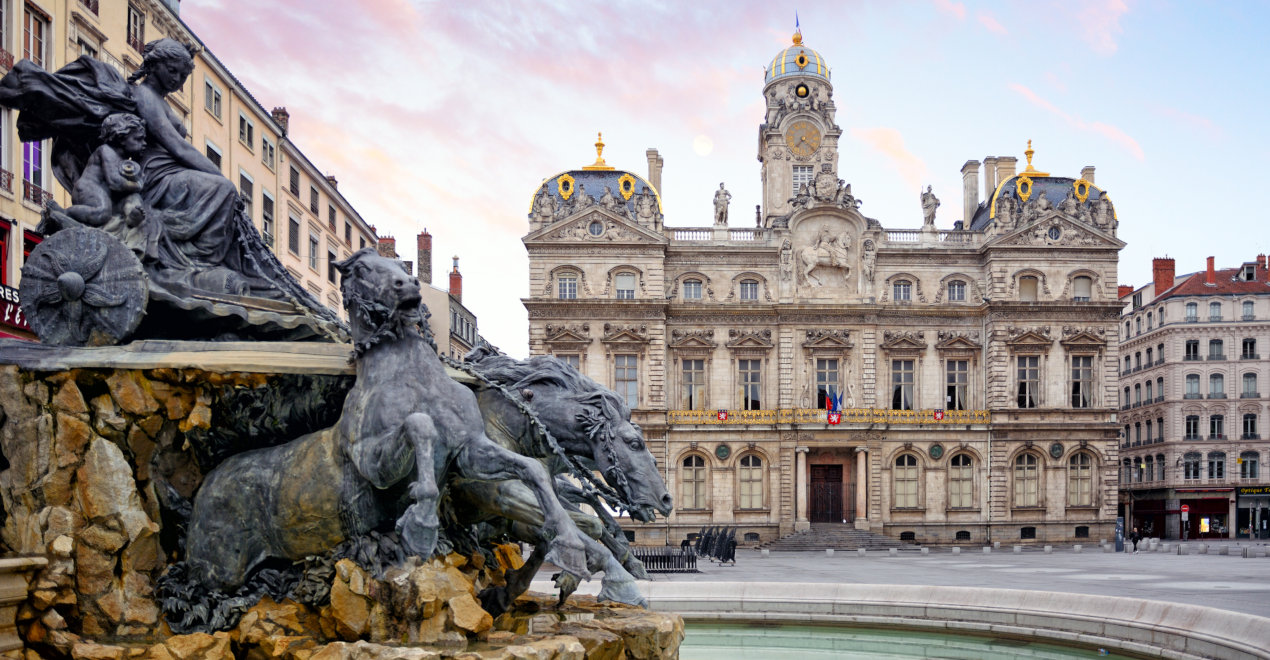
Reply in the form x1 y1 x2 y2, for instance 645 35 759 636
522 30 1124 546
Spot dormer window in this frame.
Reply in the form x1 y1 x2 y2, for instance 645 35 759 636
557 275 577 300
614 273 636 300
1019 276 1038 302
1073 276 1092 302
948 280 966 302
683 279 703 300
893 280 912 302
1242 264 1256 281
740 279 759 301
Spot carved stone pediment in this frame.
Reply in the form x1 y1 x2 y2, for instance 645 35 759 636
881 330 927 353
1060 326 1107 351
935 330 982 352
524 206 667 245
601 323 650 346
543 323 591 351
802 329 853 353
1005 326 1053 352
991 213 1123 250
726 328 774 350
668 328 717 349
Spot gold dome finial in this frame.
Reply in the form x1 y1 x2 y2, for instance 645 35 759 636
792 31 802 45
583 131 615 171
1021 138 1049 177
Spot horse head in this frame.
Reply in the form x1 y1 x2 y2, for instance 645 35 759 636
333 248 429 356
466 352 673 522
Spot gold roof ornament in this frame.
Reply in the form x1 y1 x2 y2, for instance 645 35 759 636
792 30 803 45
1021 139 1050 177
582 131 615 171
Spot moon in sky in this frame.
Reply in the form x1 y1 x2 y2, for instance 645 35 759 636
693 134 714 156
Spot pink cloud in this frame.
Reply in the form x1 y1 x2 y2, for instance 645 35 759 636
977 12 1008 35
851 127 929 190
1157 107 1223 139
1076 0 1130 55
933 0 967 20
1008 84 1144 161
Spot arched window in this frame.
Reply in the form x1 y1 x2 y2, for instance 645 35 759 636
1185 302 1198 322
1068 452 1093 505
681 455 707 509
1241 451 1260 479
1185 374 1200 397
739 455 764 509
1121 457 1133 484
947 280 966 302
557 273 578 299
1156 377 1164 400
1243 373 1258 397
1072 276 1092 301
1184 414 1200 439
1156 453 1166 481
1135 318 1142 334
1146 312 1153 329
1209 339 1224 359
1183 452 1201 480
1244 413 1258 439
1145 381 1153 401
682 278 703 300
1208 451 1226 479
1209 373 1224 397
1243 300 1255 320
614 272 636 299
893 454 919 508
1134 384 1141 405
1209 301 1222 321
1019 276 1038 302
1145 455 1154 481
949 454 974 508
1210 414 1225 440
1014 453 1040 507
1145 347 1153 364
893 279 912 302
739 279 759 301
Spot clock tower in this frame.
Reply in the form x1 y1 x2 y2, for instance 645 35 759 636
758 28 841 226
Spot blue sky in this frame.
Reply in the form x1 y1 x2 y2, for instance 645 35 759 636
184 0 1270 356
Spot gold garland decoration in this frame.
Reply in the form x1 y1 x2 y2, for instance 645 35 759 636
1016 175 1033 203
1073 179 1091 204
795 51 809 68
618 173 636 201
557 173 575 201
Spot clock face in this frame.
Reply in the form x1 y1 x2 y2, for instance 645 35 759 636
785 120 821 157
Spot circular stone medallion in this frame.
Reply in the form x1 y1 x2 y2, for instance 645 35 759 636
929 444 944 460
715 444 731 460
1050 442 1064 459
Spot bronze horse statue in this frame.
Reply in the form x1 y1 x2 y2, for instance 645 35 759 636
184 249 592 591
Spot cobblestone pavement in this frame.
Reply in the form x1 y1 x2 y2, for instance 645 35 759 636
534 539 1270 617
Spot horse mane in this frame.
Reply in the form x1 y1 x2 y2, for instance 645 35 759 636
465 350 623 412
336 249 435 359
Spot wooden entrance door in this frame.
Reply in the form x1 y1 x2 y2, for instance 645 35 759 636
810 464 844 522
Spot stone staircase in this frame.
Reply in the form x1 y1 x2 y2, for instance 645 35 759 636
760 522 913 551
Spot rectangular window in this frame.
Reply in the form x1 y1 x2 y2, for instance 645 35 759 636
893 280 911 302
614 273 636 300
289 166 300 196
77 38 97 59
1210 415 1225 440
287 214 300 255
23 5 47 67
205 142 222 171
261 136 276 169
308 234 319 270
238 114 254 150
1185 414 1200 440
327 250 337 283
949 456 973 508
682 280 702 300
681 359 704 410
614 355 638 408
310 186 319 214
557 276 577 300
891 359 914 410
946 360 968 411
261 191 275 247
1070 356 1092 408
21 139 43 190
238 173 253 219
1019 276 1038 302
204 79 222 120
1016 355 1039 408
739 359 762 410
1185 302 1198 322
1209 339 1224 359
816 358 839 410
0 220 10 286
557 355 580 370
739 456 763 509
792 165 813 196
126 4 145 52
1243 414 1258 439
344 221 352 245
327 205 337 231
1243 338 1257 359
740 280 759 301
948 280 965 302
1209 453 1225 479
1184 340 1199 360
1244 373 1258 397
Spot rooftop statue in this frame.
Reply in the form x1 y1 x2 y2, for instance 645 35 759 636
0 39 345 344
713 182 731 226
921 185 939 227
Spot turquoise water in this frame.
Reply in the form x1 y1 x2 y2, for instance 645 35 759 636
682 622 1140 659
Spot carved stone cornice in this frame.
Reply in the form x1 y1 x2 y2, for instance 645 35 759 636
1060 325 1107 351
880 330 927 354
668 328 717 350
726 328 774 352
1004 326 1053 353
935 330 982 353
802 329 853 354
543 323 592 350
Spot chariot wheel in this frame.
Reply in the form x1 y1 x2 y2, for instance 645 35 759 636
19 226 148 346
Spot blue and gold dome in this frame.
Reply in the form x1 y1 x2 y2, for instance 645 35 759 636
765 31 829 83
527 133 663 222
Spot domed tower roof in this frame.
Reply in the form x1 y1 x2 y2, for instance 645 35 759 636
968 141 1117 230
765 30 829 83
527 133 663 222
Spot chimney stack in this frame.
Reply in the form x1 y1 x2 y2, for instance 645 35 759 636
271 107 290 136
996 156 1017 182
1152 258 1175 294
1206 256 1216 285
982 156 999 199
417 230 432 284
376 236 397 258
961 160 980 225
1080 166 1096 185
449 256 462 303
325 175 338 189
646 148 663 194
1118 285 1134 300
1259 254 1267 270
401 261 413 276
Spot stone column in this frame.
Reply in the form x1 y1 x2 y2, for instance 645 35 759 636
795 447 810 532
854 447 869 530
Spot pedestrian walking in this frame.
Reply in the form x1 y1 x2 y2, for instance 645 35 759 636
1129 527 1142 554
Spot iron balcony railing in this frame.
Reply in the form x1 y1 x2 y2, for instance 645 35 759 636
668 408 991 426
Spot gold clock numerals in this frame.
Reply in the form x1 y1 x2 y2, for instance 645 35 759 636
784 120 822 158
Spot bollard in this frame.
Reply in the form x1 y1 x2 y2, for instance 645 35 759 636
1242 547 1253 558
761 548 770 557
826 548 834 557
920 547 929 555
952 546 961 555
1197 543 1208 554
857 548 866 557
1073 544 1082 553
1102 544 1112 553
1177 545 1188 555
993 541 1001 550
1043 545 1052 554
1013 545 1022 554
889 548 898 557
983 546 992 554
1219 546 1230 556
